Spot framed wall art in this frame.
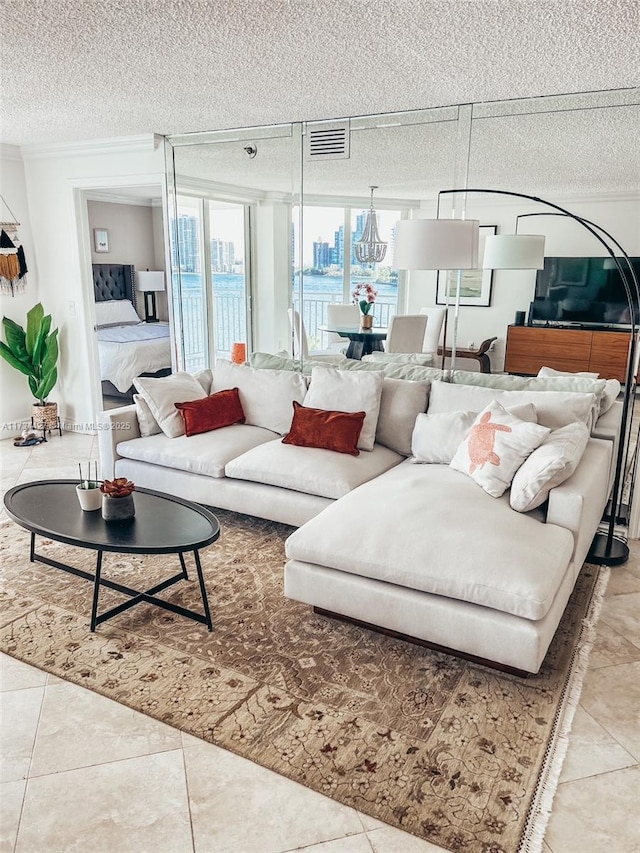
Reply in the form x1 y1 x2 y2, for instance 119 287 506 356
436 224 497 307
93 228 109 253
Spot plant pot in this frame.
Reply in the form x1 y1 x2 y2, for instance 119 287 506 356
360 314 374 330
76 484 102 512
32 401 58 431
101 493 135 523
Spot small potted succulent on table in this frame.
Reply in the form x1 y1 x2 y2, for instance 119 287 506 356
76 461 102 511
100 477 136 522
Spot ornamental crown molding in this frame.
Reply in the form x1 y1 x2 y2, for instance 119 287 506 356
20 134 164 161
85 190 159 207
0 143 23 161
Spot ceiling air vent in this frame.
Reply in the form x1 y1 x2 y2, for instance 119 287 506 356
305 121 350 161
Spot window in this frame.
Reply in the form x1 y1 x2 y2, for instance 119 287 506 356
171 197 251 371
296 204 401 349
208 201 250 361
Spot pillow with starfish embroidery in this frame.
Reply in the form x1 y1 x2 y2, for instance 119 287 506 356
450 400 550 498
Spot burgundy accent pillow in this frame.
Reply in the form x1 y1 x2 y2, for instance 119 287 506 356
282 400 366 456
175 387 245 436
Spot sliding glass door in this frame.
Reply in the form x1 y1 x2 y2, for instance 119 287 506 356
169 195 252 371
208 201 250 361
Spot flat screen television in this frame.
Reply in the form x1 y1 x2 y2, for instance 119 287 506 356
529 256 640 329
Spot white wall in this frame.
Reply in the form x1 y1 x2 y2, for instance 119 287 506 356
406 195 640 371
0 146 41 437
19 137 165 432
88 200 156 268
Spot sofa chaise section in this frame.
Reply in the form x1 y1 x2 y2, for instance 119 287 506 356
284 439 612 674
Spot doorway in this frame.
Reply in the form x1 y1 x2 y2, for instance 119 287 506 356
77 182 170 414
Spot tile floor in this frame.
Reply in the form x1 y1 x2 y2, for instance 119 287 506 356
1 431 639 852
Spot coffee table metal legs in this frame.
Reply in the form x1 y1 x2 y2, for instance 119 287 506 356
28 534 212 632
90 550 104 632
89 549 213 632
193 549 213 631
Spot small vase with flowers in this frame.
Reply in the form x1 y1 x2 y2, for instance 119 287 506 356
352 282 377 329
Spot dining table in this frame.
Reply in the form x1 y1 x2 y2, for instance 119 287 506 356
318 324 388 360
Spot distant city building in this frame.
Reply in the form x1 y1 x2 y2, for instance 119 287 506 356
173 214 199 273
308 211 393 273
351 212 367 266
313 238 332 270
210 238 235 272
334 227 345 266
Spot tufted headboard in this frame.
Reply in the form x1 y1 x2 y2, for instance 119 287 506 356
92 263 135 303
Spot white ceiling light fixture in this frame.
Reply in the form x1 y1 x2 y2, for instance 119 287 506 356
483 234 546 269
354 186 387 264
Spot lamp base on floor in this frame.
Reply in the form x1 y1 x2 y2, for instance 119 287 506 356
587 532 629 566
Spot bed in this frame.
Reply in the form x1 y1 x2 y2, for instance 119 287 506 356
93 263 172 399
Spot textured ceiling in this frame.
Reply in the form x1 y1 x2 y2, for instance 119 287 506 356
171 94 640 200
1 0 639 148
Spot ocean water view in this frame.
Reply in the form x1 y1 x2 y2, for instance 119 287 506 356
175 271 398 297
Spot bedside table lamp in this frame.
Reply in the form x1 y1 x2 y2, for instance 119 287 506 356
136 270 165 323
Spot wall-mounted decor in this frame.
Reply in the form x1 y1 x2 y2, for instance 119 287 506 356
94 228 109 253
0 194 28 295
436 224 497 307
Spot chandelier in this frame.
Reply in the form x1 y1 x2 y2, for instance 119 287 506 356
354 186 387 264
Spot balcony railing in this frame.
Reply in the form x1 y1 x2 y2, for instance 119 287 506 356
294 293 396 352
177 288 397 370
180 291 246 372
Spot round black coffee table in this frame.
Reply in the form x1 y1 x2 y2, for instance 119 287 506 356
3 480 220 632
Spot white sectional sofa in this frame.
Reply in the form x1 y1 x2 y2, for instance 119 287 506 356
98 358 619 675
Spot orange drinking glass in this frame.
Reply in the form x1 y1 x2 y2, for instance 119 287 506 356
231 342 246 364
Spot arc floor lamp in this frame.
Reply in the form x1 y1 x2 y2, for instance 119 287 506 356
394 188 638 566
515 210 640 533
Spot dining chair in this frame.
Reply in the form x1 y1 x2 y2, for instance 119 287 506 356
419 306 447 356
287 308 343 360
385 314 429 353
288 308 309 358
325 303 360 351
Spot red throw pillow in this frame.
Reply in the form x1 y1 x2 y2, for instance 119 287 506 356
282 400 365 456
175 387 245 436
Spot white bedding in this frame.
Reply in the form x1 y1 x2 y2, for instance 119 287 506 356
97 322 171 392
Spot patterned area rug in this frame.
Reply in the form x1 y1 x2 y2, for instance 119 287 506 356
0 512 606 853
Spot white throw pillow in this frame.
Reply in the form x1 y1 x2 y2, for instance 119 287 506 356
134 372 206 438
133 393 161 437
599 379 622 415
304 366 384 451
428 379 598 431
363 351 435 366
211 359 306 435
94 299 140 327
537 367 620 416
510 422 590 512
538 365 600 380
412 410 477 464
450 401 550 497
411 403 538 464
375 377 431 456
193 368 213 395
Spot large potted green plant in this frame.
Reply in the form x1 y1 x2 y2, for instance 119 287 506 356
0 302 59 431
